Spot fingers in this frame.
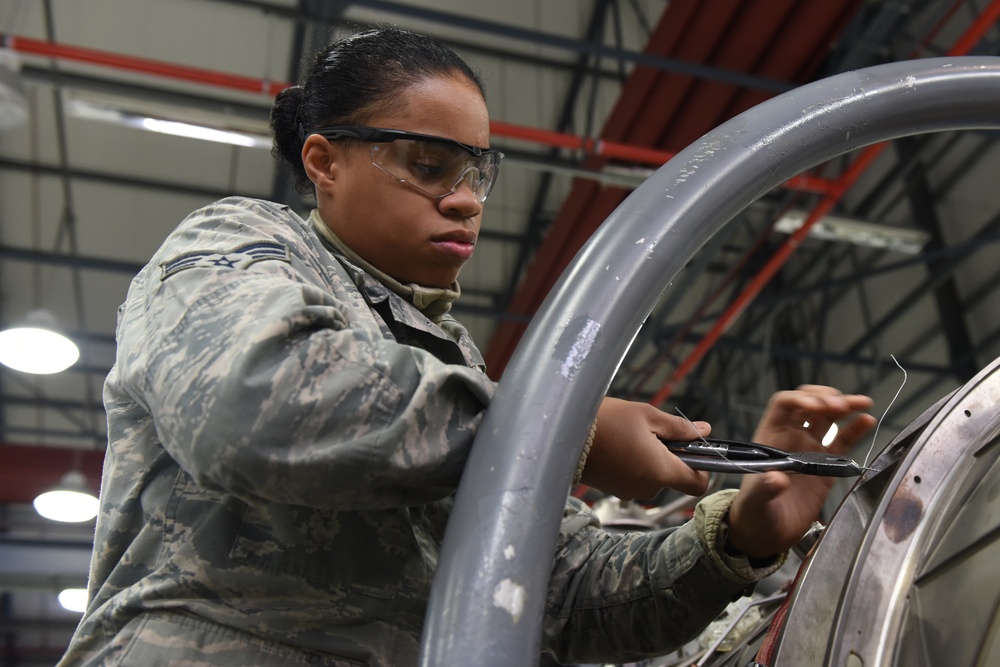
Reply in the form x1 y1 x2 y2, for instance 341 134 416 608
753 385 875 455
585 398 713 500
767 385 873 423
830 411 878 454
767 387 873 431
662 456 711 496
641 404 712 442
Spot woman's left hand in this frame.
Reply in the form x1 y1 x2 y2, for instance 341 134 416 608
725 385 877 559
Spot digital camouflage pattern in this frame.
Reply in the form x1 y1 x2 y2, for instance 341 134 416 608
59 197 772 666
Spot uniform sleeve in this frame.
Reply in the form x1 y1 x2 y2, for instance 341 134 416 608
542 490 785 663
115 201 495 511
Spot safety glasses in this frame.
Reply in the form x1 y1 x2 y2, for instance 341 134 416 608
312 126 504 203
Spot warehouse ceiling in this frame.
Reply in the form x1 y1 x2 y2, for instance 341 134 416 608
1 0 1000 663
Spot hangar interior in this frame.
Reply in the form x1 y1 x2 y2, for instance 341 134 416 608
1 0 999 664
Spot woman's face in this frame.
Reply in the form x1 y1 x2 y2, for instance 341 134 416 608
322 75 491 289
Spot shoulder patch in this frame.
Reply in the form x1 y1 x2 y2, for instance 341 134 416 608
160 241 290 280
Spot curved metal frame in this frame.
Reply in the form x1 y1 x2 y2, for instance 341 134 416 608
773 355 1000 665
420 57 1000 667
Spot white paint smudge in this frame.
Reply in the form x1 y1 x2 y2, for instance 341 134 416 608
559 318 601 380
504 545 516 560
493 578 526 623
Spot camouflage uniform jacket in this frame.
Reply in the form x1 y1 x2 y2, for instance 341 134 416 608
60 197 772 667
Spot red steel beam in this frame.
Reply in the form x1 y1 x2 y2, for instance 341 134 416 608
3 33 287 96
2 32 837 191
483 0 859 374
0 25 863 389
649 0 1000 404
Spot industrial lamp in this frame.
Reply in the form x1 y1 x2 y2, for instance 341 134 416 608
33 470 100 523
0 48 28 130
0 309 80 374
58 588 89 613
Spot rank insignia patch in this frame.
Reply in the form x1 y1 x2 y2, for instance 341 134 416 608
160 241 290 280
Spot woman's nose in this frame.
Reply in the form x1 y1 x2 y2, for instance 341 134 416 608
439 170 484 217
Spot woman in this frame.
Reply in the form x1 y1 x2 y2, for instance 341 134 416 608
59 28 875 666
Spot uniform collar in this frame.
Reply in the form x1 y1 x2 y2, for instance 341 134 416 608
310 210 460 323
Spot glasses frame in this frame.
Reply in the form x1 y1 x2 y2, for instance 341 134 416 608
310 125 504 203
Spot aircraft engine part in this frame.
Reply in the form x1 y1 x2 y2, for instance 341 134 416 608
769 354 1000 667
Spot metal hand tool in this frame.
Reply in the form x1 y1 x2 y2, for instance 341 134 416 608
661 438 863 477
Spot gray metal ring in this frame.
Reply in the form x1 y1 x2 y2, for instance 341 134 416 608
421 57 1000 667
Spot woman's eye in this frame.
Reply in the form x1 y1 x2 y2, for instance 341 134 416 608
411 162 445 181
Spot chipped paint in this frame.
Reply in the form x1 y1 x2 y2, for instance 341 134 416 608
558 318 601 380
503 545 516 560
493 578 526 623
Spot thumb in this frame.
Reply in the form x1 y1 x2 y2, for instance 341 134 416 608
739 471 791 506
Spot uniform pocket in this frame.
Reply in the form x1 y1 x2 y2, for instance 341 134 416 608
230 503 415 601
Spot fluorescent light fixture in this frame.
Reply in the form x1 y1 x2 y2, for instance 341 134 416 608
775 210 930 255
0 309 79 374
140 117 267 148
0 48 28 130
66 96 270 149
33 470 100 523
58 588 89 613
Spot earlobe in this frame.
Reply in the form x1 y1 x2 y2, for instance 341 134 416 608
301 135 338 194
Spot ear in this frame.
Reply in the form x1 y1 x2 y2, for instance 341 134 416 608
301 134 340 195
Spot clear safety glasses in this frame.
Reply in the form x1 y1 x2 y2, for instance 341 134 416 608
312 126 504 203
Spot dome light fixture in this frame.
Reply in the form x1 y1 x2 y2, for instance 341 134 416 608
57 588 89 613
33 470 99 523
0 309 80 374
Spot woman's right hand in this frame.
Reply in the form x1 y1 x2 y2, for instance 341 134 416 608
578 397 712 500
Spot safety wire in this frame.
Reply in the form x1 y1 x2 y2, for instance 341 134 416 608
862 353 907 470
674 406 760 476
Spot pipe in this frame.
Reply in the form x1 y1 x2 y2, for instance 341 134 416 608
0 33 838 196
420 56 1000 667
648 0 1000 403
2 33 287 96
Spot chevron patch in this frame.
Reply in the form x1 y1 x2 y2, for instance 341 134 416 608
160 241 290 280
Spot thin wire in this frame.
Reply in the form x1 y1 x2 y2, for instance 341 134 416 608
674 406 711 446
863 354 907 469
675 406 757 475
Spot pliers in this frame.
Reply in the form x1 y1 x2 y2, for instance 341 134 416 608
660 438 863 477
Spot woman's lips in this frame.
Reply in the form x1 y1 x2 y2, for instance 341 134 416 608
431 239 476 260
431 232 477 260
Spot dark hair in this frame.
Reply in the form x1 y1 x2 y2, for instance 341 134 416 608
270 27 486 193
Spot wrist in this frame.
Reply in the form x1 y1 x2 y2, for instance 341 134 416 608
573 419 598 485
722 510 778 567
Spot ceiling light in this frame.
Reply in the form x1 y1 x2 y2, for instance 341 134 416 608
0 48 28 130
775 210 930 254
33 470 100 523
0 309 80 374
66 96 270 149
140 117 266 147
58 588 89 613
